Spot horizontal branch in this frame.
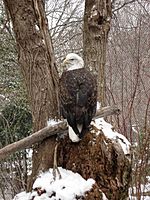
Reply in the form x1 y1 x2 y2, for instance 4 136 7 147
95 105 120 118
0 105 120 160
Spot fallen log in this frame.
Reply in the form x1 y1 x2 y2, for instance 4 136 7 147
0 105 120 160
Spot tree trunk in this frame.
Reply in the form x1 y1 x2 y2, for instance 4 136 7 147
83 0 112 106
58 125 131 200
3 0 59 191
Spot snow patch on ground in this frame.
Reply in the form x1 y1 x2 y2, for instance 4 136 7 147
129 176 150 199
13 168 95 200
130 197 150 200
92 118 131 155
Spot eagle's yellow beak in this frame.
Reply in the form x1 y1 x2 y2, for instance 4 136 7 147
62 58 70 66
62 59 71 71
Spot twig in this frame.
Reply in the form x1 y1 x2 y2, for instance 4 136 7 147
53 142 62 180
113 0 137 13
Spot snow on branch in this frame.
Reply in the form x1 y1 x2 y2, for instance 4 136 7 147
0 105 120 160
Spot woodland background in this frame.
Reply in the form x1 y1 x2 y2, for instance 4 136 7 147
0 0 149 199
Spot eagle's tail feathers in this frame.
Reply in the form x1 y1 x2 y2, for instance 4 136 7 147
68 126 81 142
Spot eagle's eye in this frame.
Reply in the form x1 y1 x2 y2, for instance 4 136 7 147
70 58 74 61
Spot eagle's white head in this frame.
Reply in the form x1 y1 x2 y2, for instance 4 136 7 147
62 53 84 71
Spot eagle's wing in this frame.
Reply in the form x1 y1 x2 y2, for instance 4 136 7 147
59 68 97 123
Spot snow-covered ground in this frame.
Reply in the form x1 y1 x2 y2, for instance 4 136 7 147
130 196 150 200
13 171 150 200
13 168 95 200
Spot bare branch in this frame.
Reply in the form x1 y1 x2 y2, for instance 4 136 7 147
95 105 120 118
0 105 120 160
113 0 138 13
0 121 67 161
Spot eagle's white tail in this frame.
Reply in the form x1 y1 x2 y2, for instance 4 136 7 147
68 126 81 142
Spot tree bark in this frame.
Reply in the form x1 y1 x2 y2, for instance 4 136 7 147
3 0 59 190
83 0 112 106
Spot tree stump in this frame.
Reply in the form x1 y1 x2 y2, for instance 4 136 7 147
58 121 131 200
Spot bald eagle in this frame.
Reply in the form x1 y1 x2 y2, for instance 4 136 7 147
59 53 97 142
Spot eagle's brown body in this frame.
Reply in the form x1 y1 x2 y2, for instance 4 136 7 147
59 68 97 139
